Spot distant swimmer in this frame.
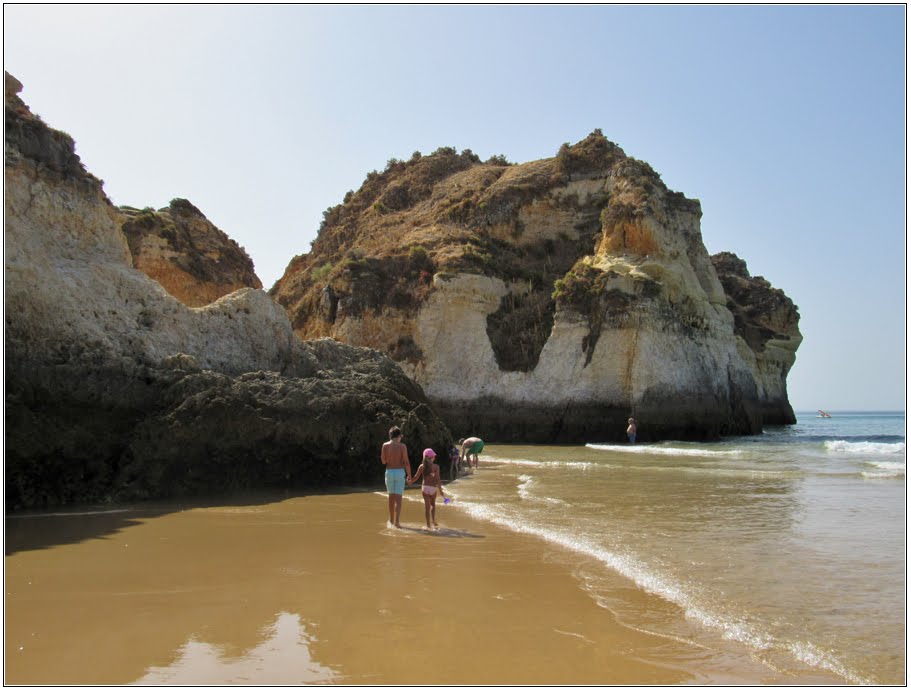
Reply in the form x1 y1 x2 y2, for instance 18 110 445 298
459 437 484 469
381 426 412 528
627 418 637 443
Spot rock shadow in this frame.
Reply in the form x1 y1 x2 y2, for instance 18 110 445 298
4 486 380 556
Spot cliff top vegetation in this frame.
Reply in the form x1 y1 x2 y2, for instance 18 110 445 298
272 132 685 293
270 130 700 369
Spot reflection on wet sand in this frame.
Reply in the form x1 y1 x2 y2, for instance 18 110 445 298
134 612 336 685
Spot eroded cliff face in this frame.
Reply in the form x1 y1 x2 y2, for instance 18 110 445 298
710 252 801 424
272 133 801 441
120 199 262 307
4 72 450 509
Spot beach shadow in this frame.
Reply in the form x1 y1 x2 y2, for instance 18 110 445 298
5 505 173 556
5 486 383 556
431 526 485 539
395 525 485 539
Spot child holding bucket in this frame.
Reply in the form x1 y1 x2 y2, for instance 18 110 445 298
409 448 446 529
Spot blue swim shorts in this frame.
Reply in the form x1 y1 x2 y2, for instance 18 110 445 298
628 434 636 443
385 468 406 495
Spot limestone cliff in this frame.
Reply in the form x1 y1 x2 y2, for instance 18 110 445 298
710 252 801 424
120 199 262 307
271 134 802 441
5 72 451 509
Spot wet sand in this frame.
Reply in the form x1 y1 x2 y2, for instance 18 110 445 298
6 489 784 685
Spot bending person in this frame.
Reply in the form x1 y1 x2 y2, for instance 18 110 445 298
459 436 484 469
381 426 412 528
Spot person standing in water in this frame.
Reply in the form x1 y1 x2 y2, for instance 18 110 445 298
447 444 461 480
381 426 411 528
409 448 446 529
459 437 484 469
627 417 637 443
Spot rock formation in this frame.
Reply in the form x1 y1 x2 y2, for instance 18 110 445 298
271 135 802 442
710 251 802 424
4 72 451 510
120 199 262 307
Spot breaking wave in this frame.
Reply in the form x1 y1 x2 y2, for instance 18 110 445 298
824 440 905 455
586 443 744 458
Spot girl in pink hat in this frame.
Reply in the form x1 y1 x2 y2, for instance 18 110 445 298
409 448 446 530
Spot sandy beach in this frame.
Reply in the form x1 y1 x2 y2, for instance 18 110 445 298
4 487 776 686
14 417 902 690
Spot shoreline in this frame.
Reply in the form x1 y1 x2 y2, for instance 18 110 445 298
6 486 841 685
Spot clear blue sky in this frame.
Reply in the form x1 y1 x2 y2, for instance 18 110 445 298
4 5 906 411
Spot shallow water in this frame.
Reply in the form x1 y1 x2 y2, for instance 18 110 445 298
450 411 906 684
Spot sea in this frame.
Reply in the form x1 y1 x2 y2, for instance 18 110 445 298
449 410 906 685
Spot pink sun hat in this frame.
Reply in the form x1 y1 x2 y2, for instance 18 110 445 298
423 448 436 458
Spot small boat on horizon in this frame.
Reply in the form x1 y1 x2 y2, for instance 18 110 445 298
818 410 832 418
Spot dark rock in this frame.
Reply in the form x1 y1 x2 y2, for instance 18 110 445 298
5 339 451 510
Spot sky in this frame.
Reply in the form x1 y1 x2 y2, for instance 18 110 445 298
4 4 906 411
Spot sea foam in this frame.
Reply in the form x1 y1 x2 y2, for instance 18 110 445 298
493 457 600 470
586 443 743 458
455 499 867 685
516 474 567 505
869 460 906 471
860 460 906 479
825 440 906 455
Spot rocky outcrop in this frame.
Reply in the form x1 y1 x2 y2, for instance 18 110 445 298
5 72 451 509
120 199 262 307
272 134 802 441
710 252 801 424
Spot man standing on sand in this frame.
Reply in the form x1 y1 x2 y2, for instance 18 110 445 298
627 417 637 443
459 436 484 469
381 426 411 528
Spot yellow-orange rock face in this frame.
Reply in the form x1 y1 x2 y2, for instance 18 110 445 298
120 200 261 307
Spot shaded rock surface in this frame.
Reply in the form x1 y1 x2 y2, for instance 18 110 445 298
5 73 450 510
272 134 802 441
120 199 262 307
710 251 801 424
